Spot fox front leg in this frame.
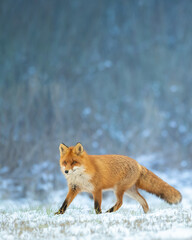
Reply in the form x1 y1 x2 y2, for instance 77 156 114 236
93 190 102 214
55 187 80 215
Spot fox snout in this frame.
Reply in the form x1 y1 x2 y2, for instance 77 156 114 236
65 170 69 174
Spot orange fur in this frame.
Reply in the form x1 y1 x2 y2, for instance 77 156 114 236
55 143 182 215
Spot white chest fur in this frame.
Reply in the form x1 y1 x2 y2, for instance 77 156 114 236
61 166 94 193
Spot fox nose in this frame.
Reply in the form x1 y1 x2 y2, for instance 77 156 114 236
65 170 69 174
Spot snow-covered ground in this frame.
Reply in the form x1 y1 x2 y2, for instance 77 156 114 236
0 169 192 240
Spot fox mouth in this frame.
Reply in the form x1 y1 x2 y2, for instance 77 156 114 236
61 166 85 176
61 168 78 175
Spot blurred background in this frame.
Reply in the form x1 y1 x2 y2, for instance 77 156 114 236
0 0 191 200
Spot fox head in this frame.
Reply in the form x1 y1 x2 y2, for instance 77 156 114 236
59 142 86 176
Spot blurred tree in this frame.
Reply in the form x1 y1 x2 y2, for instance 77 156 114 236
0 0 192 198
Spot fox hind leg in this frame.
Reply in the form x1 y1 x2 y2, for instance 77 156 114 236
106 189 124 213
125 185 149 213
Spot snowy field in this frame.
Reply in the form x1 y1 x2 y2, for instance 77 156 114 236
0 170 192 240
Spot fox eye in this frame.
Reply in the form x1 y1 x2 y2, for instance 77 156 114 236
63 161 67 165
72 161 78 165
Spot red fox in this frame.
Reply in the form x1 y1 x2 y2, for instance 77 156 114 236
55 143 182 215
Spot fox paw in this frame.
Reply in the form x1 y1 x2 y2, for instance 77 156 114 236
95 209 102 214
54 209 64 215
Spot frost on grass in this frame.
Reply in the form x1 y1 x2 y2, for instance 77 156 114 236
0 171 192 240
0 201 192 240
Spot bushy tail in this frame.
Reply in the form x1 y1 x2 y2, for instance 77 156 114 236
136 166 182 204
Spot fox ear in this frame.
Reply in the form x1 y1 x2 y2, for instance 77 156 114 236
59 143 68 156
74 142 84 155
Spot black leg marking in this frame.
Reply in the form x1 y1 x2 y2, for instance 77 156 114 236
94 201 102 214
107 206 114 213
60 199 68 212
55 199 68 215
